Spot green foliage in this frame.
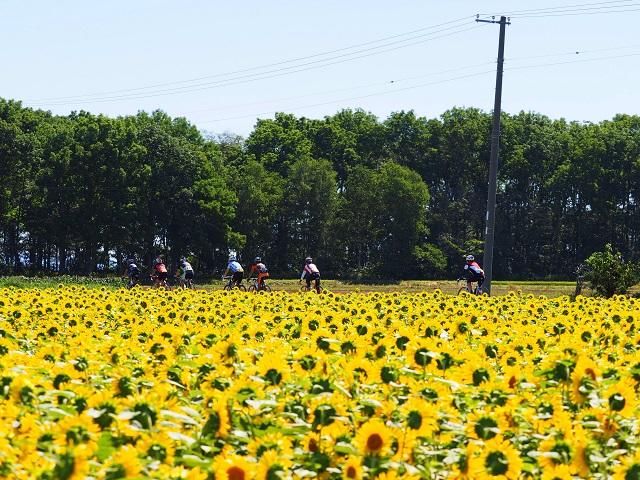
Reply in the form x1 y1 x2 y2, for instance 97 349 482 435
584 244 638 297
0 99 638 280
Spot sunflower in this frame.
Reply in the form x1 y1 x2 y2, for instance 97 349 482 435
341 457 363 479
613 450 640 480
605 380 637 417
355 418 393 456
466 411 506 441
67 445 92 480
375 469 419 480
401 397 437 437
110 445 141 478
537 437 573 471
540 463 573 480
477 437 522 479
213 452 255 480
256 450 292 480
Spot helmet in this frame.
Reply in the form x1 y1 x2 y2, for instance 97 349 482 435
126 258 135 264
155 256 162 264
466 254 474 262
305 257 313 264
180 257 187 263
228 255 236 262
254 256 261 263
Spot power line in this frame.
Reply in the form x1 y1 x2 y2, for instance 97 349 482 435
27 24 482 107
197 69 497 123
514 6 640 18
506 43 640 61
196 49 640 124
180 61 497 116
25 16 474 104
181 43 640 118
480 0 634 16
507 51 640 70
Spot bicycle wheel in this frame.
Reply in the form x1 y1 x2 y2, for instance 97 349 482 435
248 284 257 293
236 284 246 292
457 286 469 295
262 284 272 292
223 283 232 291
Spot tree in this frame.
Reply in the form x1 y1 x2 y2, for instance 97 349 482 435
281 158 338 273
375 162 432 277
584 244 637 297
232 159 284 264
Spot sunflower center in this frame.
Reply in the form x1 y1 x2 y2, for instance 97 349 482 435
366 433 384 452
551 442 572 464
609 393 626 412
485 451 508 476
346 465 358 478
407 410 422 430
308 438 319 453
227 466 245 480
474 417 498 440
626 463 640 480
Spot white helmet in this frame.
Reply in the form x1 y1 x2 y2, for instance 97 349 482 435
466 254 474 262
228 255 236 262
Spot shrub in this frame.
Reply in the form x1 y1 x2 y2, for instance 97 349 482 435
584 244 637 297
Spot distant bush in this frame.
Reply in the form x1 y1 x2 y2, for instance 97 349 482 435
584 244 637 297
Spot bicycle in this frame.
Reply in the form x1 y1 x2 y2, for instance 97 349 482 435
151 274 172 291
300 278 322 294
176 275 194 289
222 276 246 291
122 274 139 289
247 277 271 293
457 278 485 296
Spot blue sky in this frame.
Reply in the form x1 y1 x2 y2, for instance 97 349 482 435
2 0 638 136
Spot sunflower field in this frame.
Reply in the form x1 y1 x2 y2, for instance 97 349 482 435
1 287 640 479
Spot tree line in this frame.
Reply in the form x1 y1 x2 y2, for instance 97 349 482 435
1 97 638 279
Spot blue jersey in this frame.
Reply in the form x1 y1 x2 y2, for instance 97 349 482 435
227 261 243 273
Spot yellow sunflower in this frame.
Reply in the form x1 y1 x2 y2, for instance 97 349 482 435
341 456 363 480
214 452 255 480
537 437 574 471
613 450 640 480
477 437 522 479
605 380 637 417
540 463 573 480
355 418 393 456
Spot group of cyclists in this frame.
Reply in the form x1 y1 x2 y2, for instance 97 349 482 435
122 254 323 293
122 252 484 294
123 256 194 289
223 255 322 293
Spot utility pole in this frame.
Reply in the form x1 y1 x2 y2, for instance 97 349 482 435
476 15 509 295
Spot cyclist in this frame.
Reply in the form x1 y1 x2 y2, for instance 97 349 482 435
123 258 140 288
459 254 485 294
152 256 169 288
248 256 269 290
176 256 195 287
300 257 321 293
223 255 244 288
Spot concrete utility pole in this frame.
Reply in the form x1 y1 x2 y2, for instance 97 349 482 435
476 15 510 295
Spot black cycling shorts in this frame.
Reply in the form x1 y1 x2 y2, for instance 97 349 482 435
156 271 168 281
185 270 194 280
232 271 243 283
